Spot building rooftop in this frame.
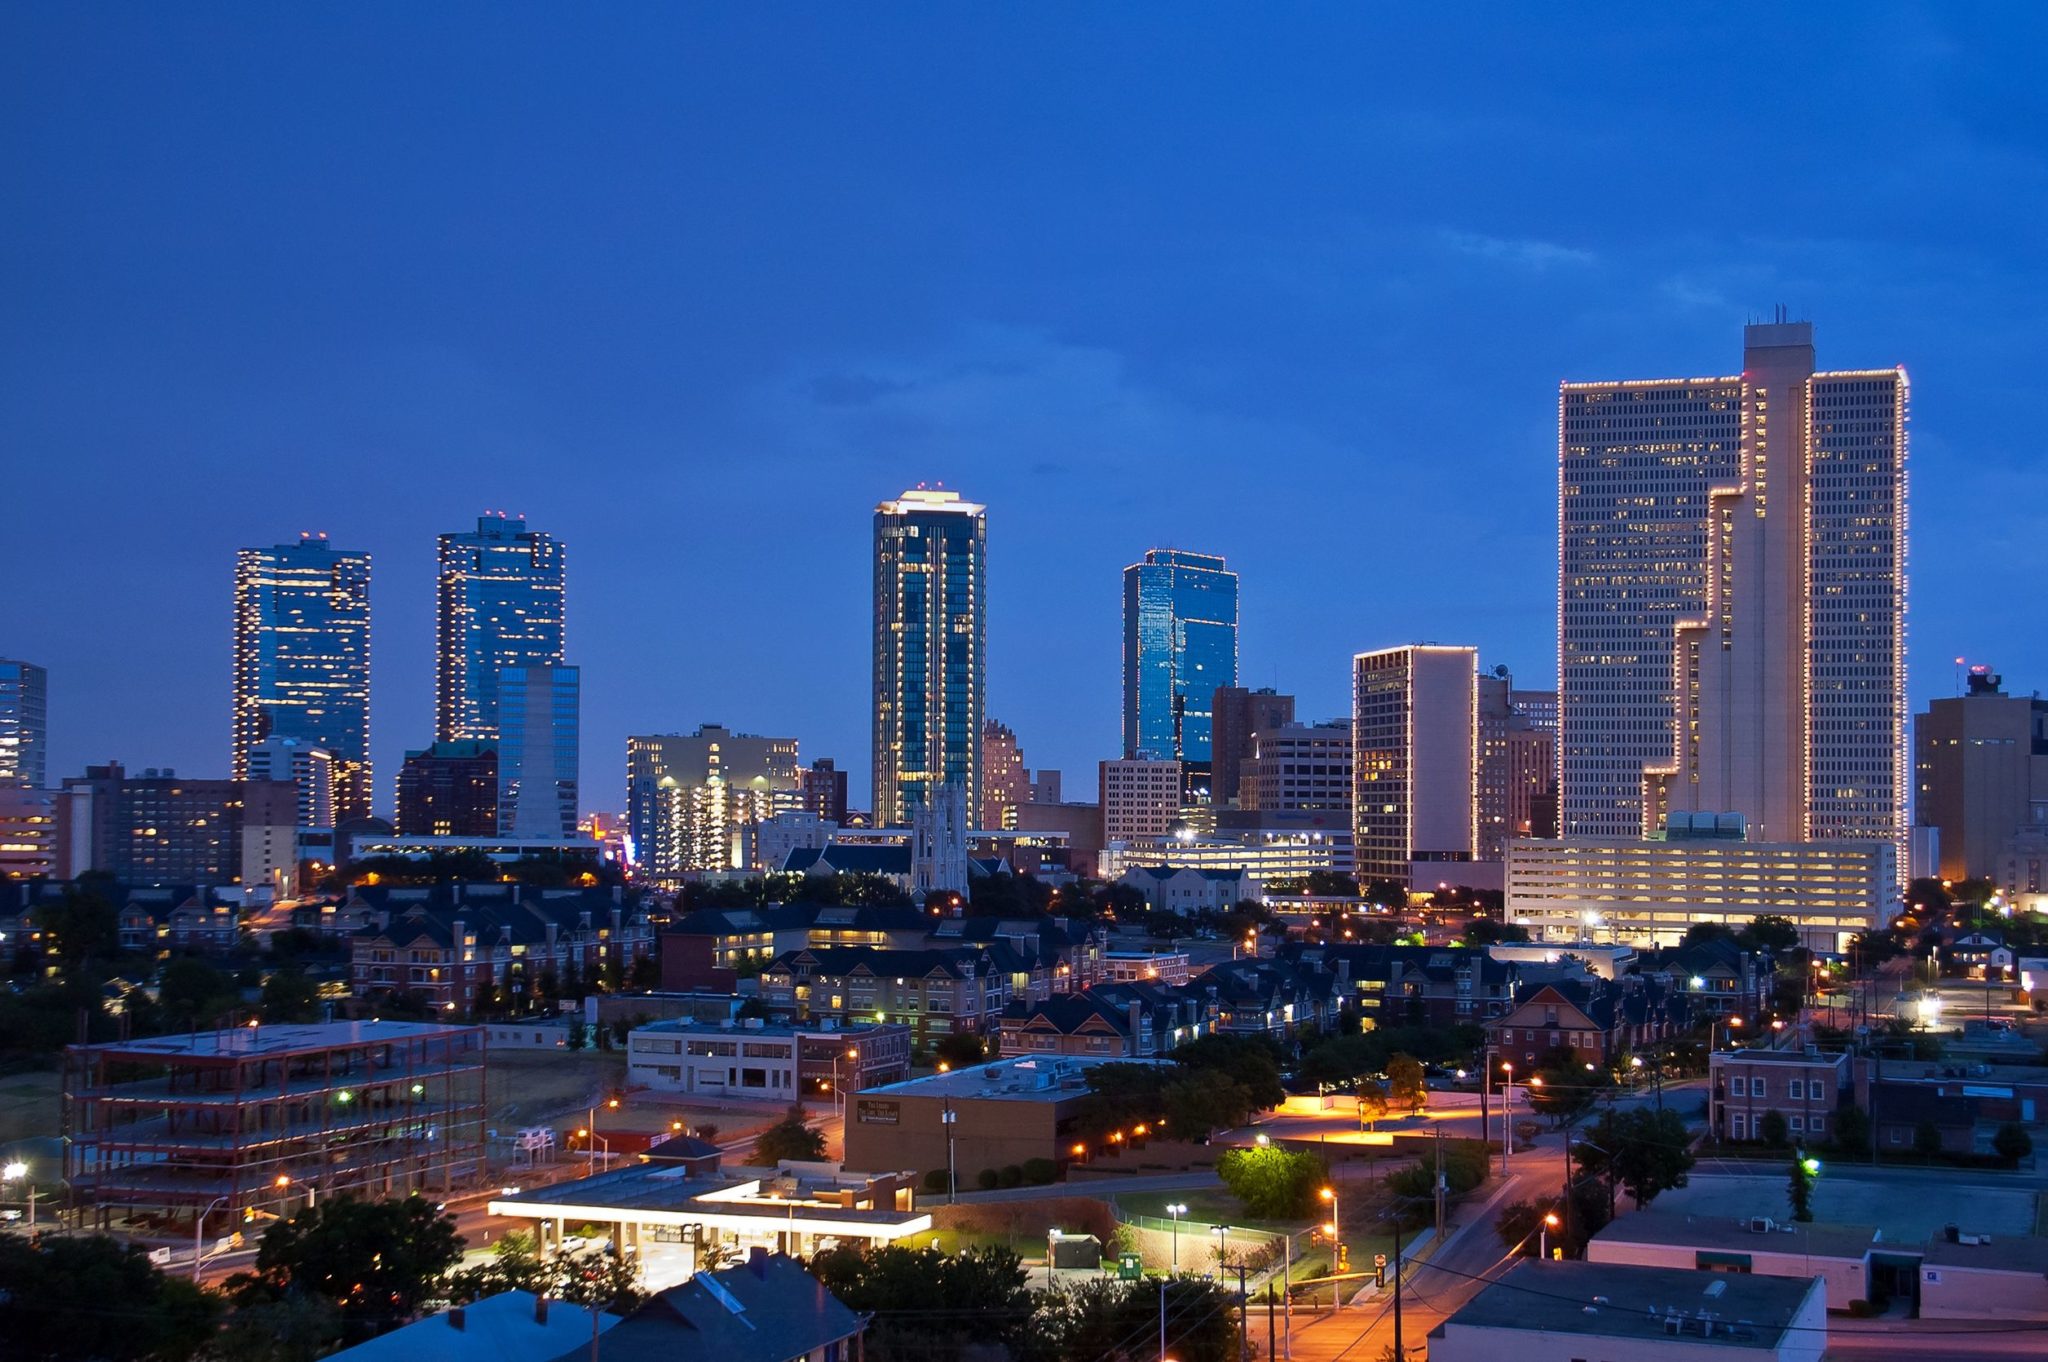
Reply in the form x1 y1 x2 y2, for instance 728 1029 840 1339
860 1055 1166 1102
576 1251 861 1362
1709 1047 1850 1065
69 1019 481 1061
329 1291 617 1362
1442 1260 1818 1350
632 1017 895 1039
490 1163 929 1239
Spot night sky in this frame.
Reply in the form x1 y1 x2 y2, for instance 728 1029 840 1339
5 5 2044 815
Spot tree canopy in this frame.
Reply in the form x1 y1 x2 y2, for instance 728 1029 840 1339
0 1234 220 1362
231 1195 465 1341
1215 1144 1327 1218
1572 1107 1695 1210
810 1244 1032 1362
754 1105 828 1162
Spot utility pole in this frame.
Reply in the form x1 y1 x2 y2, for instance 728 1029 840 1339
1234 1264 1249 1362
1433 1125 1446 1240
1266 1283 1276 1362
1391 1212 1405 1361
1158 1278 1167 1362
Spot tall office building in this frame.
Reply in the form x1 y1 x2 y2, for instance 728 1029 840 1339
1100 757 1184 846
1239 721 1352 816
1915 667 2048 882
1122 550 1238 797
872 488 986 827
56 763 297 887
244 735 337 830
1556 319 1908 872
981 720 1027 830
1211 687 1296 809
0 659 48 789
626 725 800 878
436 513 566 744
1476 671 1559 859
1352 645 1478 887
799 758 850 827
1562 317 1907 880
395 740 500 838
232 536 373 821
496 665 579 840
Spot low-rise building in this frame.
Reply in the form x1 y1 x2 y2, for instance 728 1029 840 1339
1117 864 1261 913
589 1250 866 1362
1283 941 1522 1028
1710 1047 1851 1146
1484 979 1689 1070
625 1018 910 1099
757 946 1010 1040
996 980 1215 1059
842 1056 1167 1185
1428 1260 1826 1362
325 1291 619 1362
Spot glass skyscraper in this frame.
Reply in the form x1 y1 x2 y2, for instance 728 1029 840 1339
0 658 48 789
436 513 566 743
232 536 373 821
873 487 986 828
1122 549 1238 796
497 664 580 839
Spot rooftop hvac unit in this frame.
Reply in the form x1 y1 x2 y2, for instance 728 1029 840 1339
1747 1217 1775 1234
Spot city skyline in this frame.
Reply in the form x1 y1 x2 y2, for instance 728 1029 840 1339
5 7 2042 817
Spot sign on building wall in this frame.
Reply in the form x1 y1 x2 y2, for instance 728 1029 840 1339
856 1099 901 1125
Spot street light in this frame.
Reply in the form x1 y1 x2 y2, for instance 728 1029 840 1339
1540 1211 1560 1260
274 1173 317 1210
835 1046 860 1128
1166 1203 1188 1272
1319 1186 1342 1310
193 1194 232 1284
1499 1063 1515 1172
1212 1223 1231 1276
2 1161 34 1229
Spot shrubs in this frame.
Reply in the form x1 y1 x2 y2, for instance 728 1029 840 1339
999 1165 1024 1189
976 1168 1001 1191
1022 1157 1059 1185
923 1169 951 1195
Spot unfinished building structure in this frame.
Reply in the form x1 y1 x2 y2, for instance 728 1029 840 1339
63 1020 486 1231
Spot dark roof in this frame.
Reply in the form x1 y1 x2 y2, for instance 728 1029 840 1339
1442 1260 1815 1350
566 1252 861 1362
766 945 995 980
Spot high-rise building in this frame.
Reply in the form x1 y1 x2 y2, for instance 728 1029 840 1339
231 536 373 821
1562 318 1908 883
1239 721 1352 816
1100 757 1183 846
1477 672 1559 860
0 785 59 879
1122 550 1238 798
873 488 986 827
0 659 48 789
395 740 500 838
627 726 801 879
1914 667 2048 882
435 513 566 744
1508 690 1558 736
1027 770 1063 805
800 758 850 827
55 763 296 887
1211 687 1295 809
981 720 1027 830
496 665 579 840
244 735 336 830
1353 645 1478 887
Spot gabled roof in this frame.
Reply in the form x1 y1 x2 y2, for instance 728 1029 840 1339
332 1291 619 1362
572 1252 860 1362
766 945 994 981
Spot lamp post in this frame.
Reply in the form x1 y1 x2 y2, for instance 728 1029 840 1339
834 1046 860 1128
273 1173 318 1211
193 1194 231 1284
1 1161 35 1229
1499 1063 1515 1173
1212 1223 1231 1279
1540 1211 1559 1260
942 1103 958 1204
1319 1185 1341 1310
1166 1203 1188 1272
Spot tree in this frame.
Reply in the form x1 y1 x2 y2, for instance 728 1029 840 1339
44 878 123 970
1993 1122 2034 1165
1494 1198 1563 1256
1215 1145 1326 1219
0 1234 220 1361
1740 915 1802 954
1386 1053 1428 1114
204 1294 343 1362
1832 1103 1871 1155
1355 1078 1390 1132
754 1105 827 1162
932 1031 987 1069
1576 1108 1694 1210
1034 1276 1238 1362
1680 921 1736 949
1170 1033 1287 1109
1463 916 1530 946
1160 1067 1257 1140
233 1195 465 1340
1526 1061 1608 1129
1389 1140 1490 1202
1913 1121 1944 1158
1787 1151 1818 1222
159 957 238 1030
810 1244 1032 1362
259 966 321 1024
1757 1110 1789 1148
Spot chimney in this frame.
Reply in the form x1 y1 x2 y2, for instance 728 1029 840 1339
747 1245 771 1278
535 1296 550 1325
448 1306 466 1331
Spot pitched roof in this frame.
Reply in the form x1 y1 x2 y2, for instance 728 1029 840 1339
569 1252 860 1362
331 1291 619 1362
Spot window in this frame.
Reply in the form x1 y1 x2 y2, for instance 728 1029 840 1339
1730 1113 1746 1139
1751 1078 1766 1100
1728 1076 1746 1097
1790 1115 1805 1133
1787 1079 1804 1100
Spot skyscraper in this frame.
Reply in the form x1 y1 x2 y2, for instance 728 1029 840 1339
1914 668 2048 881
395 740 500 837
0 658 48 789
1211 687 1296 809
1122 550 1238 797
436 513 566 744
1564 318 1908 877
626 725 800 879
980 720 1027 830
232 535 373 821
497 664 579 839
873 487 986 828
1353 645 1478 887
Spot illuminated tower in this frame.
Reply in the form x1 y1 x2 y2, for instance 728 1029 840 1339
1352 645 1478 888
873 487 986 827
0 659 48 789
1562 317 1907 879
232 535 373 821
436 513 566 743
1122 549 1238 799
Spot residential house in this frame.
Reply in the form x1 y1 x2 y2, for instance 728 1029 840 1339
1710 1047 1852 1145
1484 979 1684 1069
1283 942 1522 1029
1118 865 1262 913
325 1291 619 1362
576 1250 865 1362
758 946 1010 1040
996 979 1215 1059
1187 957 1338 1040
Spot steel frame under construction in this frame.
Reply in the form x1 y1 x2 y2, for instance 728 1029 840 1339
63 1020 486 1231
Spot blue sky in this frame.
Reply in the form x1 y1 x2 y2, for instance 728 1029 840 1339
4 4 2044 814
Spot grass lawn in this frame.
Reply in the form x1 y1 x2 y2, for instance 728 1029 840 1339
0 1071 60 1148
1119 1187 1264 1227
898 1227 1022 1255
485 1050 623 1128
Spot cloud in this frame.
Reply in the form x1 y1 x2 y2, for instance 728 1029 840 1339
1440 229 1596 270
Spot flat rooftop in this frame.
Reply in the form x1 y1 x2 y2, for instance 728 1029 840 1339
70 1019 482 1060
632 1019 893 1039
490 1163 929 1238
860 1055 1167 1102
1444 1260 1817 1349
1710 1047 1849 1064
1653 1170 2038 1243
